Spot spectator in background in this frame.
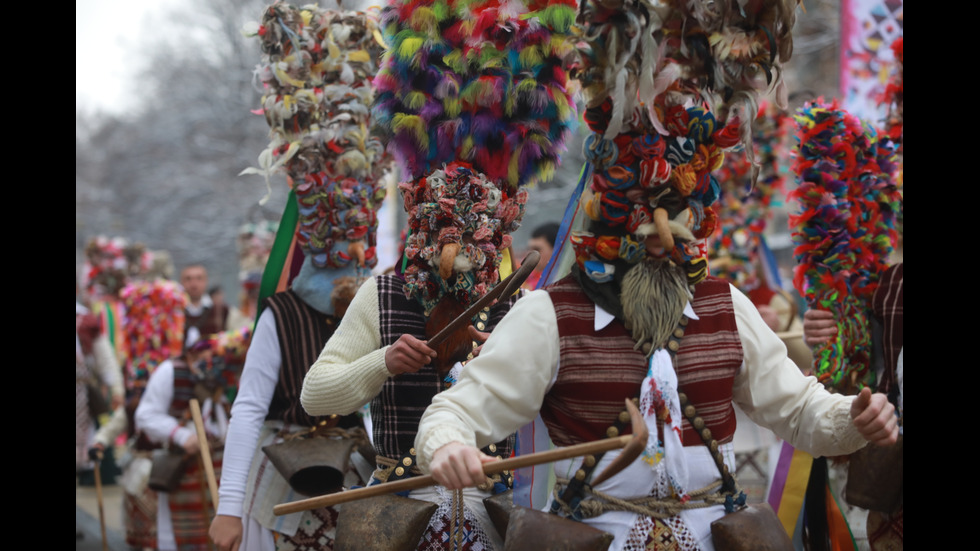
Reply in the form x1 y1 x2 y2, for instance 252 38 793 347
181 264 228 347
135 337 231 551
523 221 560 290
226 271 262 331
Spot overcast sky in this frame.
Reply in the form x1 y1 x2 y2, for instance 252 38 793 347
76 0 188 115
76 0 380 116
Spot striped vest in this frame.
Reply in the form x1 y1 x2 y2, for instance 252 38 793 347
168 358 195 419
265 290 357 428
542 275 743 447
372 274 517 460
166 359 226 450
871 263 903 395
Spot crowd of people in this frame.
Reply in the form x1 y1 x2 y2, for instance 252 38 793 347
76 234 261 550
77 1 903 551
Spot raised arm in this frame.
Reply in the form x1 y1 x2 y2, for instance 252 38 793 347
416 290 560 486
730 285 895 457
301 277 391 416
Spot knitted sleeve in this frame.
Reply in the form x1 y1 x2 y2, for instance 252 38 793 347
301 276 391 416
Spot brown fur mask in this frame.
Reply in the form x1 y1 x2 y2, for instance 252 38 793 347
620 258 692 357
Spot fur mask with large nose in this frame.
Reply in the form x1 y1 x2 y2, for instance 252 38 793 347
400 162 527 372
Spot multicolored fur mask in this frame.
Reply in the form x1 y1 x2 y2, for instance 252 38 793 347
372 0 578 315
400 162 528 316
569 0 799 289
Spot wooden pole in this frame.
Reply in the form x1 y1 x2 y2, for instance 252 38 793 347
274 433 632 516
189 398 220 509
92 450 108 551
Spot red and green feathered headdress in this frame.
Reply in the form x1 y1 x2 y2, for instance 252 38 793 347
372 0 579 310
120 279 188 389
789 98 901 393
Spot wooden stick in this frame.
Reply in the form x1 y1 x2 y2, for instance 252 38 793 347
274 433 631 516
92 451 108 551
189 398 220 509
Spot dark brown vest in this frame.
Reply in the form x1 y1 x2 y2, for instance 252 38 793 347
185 303 228 342
264 290 358 428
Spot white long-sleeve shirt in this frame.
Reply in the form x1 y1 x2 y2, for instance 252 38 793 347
413 284 867 550
301 277 391 417
134 357 230 551
414 284 866 468
215 309 281 519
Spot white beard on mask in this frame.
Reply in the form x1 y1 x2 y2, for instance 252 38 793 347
620 257 692 357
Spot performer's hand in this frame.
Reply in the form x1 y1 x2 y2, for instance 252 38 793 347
467 326 491 358
110 393 124 411
430 442 499 490
850 387 899 446
385 334 437 375
181 432 201 456
209 514 243 551
88 443 104 462
802 309 837 348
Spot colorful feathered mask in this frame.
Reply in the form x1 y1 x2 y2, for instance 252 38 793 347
708 102 793 291
400 162 528 314
789 98 901 393
571 0 799 287
121 279 188 389
83 236 152 299
242 2 389 270
373 0 578 309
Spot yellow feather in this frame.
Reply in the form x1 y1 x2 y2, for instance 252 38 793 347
508 144 522 186
444 97 461 118
405 91 427 111
460 136 474 160
348 50 371 63
392 114 429 152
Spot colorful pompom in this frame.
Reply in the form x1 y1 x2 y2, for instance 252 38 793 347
121 280 189 388
789 98 901 394
242 2 390 269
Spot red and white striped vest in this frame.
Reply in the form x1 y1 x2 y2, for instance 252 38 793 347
542 275 743 447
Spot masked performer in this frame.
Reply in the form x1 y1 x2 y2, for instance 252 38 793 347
210 3 389 550
300 0 579 548
417 2 898 550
